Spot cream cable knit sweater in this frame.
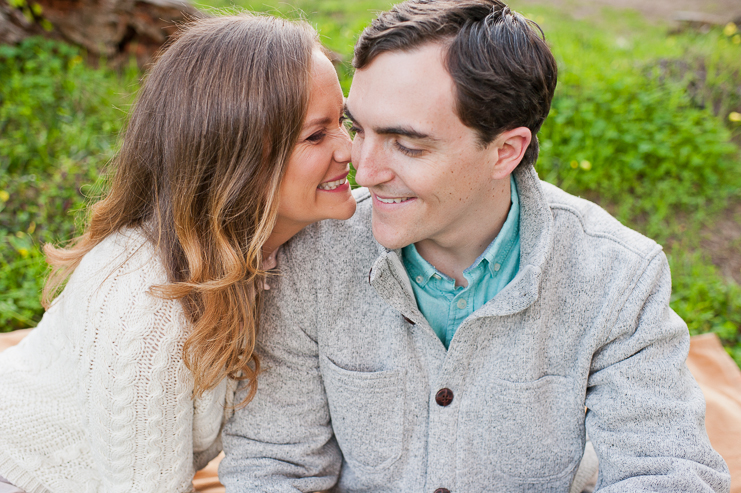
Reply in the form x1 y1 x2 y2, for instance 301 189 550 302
0 229 235 493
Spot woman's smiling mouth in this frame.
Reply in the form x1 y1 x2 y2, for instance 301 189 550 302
318 173 350 192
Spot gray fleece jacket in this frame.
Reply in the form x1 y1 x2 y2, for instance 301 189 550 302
221 165 730 492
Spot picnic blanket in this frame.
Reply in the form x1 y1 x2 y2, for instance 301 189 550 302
1 330 740 492
687 333 741 493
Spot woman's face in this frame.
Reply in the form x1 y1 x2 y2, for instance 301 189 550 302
276 49 356 230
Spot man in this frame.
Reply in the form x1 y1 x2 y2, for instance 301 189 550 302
221 1 731 491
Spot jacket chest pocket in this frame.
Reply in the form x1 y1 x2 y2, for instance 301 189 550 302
460 375 584 481
320 354 405 470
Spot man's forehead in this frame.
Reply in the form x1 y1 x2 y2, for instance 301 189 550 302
347 45 457 129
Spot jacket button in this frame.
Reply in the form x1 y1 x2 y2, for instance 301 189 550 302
434 489 451 493
435 388 454 406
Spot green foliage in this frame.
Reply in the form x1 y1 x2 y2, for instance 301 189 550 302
0 37 135 331
0 238 46 329
669 250 741 366
538 62 739 241
0 37 130 176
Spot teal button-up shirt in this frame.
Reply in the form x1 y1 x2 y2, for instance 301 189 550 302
402 175 520 349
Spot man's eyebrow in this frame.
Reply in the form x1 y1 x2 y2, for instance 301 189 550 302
376 125 437 142
343 104 438 142
343 104 356 123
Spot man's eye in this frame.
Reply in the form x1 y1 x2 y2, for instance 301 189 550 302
306 131 326 143
394 141 423 157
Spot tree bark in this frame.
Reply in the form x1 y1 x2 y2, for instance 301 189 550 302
0 0 205 66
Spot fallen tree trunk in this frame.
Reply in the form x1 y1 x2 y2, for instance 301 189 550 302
0 0 205 66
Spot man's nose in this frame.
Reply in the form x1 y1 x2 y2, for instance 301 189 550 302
353 137 392 188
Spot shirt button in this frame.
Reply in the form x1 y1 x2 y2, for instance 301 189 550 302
456 298 467 309
434 488 451 493
433 274 441 280
416 275 424 284
435 388 454 406
493 263 501 271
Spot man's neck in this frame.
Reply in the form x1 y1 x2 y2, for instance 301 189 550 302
413 177 512 287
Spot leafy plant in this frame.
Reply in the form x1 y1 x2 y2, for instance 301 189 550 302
0 37 135 331
670 249 741 366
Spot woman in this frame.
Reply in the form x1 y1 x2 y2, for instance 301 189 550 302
0 13 355 493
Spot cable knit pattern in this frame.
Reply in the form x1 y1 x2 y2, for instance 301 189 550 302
0 229 230 493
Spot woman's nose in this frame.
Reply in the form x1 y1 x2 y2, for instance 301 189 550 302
333 128 352 164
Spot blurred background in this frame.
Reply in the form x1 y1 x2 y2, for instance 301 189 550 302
0 0 740 366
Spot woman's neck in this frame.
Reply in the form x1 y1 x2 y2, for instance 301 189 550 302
262 217 307 268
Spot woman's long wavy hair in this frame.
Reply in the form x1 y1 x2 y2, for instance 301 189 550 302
42 14 318 405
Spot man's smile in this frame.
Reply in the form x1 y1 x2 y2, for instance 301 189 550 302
371 191 417 206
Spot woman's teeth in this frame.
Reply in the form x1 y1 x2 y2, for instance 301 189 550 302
318 178 347 190
377 196 410 204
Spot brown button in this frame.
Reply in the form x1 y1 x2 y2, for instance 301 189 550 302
434 489 451 493
435 388 454 406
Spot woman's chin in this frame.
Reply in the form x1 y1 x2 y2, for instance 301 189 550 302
324 195 357 221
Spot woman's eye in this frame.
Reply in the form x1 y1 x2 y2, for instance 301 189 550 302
306 131 326 143
394 141 423 157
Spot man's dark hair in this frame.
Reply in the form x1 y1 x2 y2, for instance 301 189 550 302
353 0 557 168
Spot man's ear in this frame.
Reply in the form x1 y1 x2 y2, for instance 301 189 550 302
487 127 532 180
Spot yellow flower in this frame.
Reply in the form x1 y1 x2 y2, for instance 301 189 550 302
18 248 29 258
733 34 741 45
729 112 741 122
723 22 738 37
580 160 592 170
0 190 9 202
570 160 579 169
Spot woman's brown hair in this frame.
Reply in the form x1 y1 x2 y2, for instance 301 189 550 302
42 13 318 404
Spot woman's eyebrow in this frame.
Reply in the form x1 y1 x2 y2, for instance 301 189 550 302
303 116 333 128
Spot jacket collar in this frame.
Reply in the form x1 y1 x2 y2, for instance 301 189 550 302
369 165 553 321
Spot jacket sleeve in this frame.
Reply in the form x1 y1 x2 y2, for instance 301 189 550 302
219 261 342 492
585 250 731 492
77 253 198 493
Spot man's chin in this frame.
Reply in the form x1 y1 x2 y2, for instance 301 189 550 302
371 220 414 251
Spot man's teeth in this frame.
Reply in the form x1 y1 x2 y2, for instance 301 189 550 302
318 178 347 190
377 196 410 204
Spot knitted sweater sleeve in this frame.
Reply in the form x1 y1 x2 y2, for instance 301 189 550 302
74 237 197 493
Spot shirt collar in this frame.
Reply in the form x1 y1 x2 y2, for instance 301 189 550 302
402 242 438 288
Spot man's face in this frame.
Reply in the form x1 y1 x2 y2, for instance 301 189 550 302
346 43 501 251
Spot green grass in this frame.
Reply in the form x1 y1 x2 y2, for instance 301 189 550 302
1 1 740 366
